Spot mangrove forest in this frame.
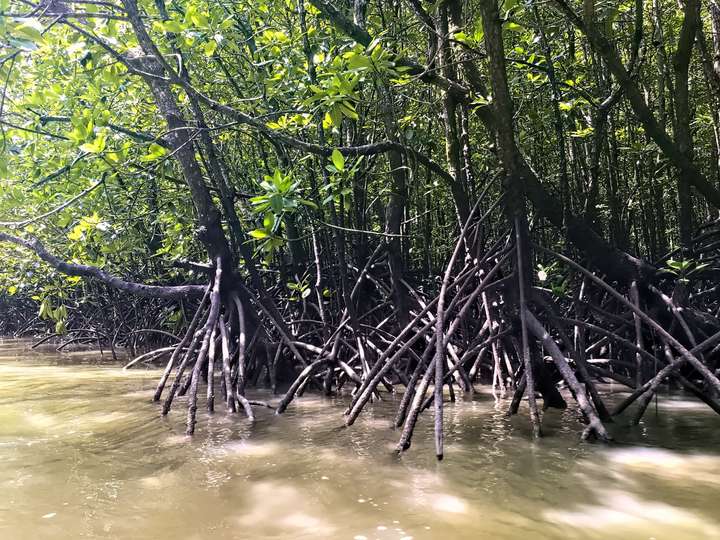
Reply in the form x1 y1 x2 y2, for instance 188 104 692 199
2 0 720 470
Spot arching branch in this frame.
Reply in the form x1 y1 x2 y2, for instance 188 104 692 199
0 232 205 299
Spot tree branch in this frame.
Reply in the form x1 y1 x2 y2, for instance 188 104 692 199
0 231 205 299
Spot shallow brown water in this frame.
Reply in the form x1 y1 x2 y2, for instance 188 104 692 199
1 338 720 540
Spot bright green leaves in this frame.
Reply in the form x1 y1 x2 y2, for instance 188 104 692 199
63 208 122 268
504 21 524 33
67 112 95 145
661 259 710 282
0 4 197 306
343 42 397 76
4 19 45 51
570 126 594 139
250 169 318 215
323 151 362 207
14 20 44 42
23 83 62 110
262 29 289 43
66 212 109 242
203 38 218 56
259 28 290 58
38 297 52 319
184 3 210 29
287 277 312 302
100 63 125 87
305 40 416 129
79 132 107 154
251 169 295 212
38 297 68 334
153 19 184 34
453 31 470 45
248 169 316 254
331 149 345 172
307 69 361 129
471 95 492 109
151 1 228 55
247 214 281 253
322 103 357 129
140 143 167 162
265 113 312 132
248 227 270 240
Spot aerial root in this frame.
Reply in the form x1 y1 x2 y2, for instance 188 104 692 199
117 225 720 456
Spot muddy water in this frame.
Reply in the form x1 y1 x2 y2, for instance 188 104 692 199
1 338 719 540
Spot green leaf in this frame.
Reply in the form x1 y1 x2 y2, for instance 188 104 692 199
331 149 345 171
204 39 218 56
339 101 359 120
14 20 45 44
141 143 167 162
164 19 185 33
299 198 318 210
473 23 485 43
79 133 107 154
67 224 85 241
269 193 284 213
322 111 333 129
453 32 469 44
570 127 594 138
471 95 491 107
55 305 67 320
39 299 51 320
272 168 283 186
248 229 269 239
329 105 342 127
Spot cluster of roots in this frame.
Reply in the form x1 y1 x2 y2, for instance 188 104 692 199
115 214 720 458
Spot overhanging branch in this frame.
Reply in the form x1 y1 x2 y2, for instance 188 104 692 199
0 232 205 299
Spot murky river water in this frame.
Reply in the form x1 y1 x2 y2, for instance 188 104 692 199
1 338 720 540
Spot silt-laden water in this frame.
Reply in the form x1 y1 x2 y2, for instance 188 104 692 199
1 338 719 539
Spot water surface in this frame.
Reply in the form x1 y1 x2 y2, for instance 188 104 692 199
1 338 719 539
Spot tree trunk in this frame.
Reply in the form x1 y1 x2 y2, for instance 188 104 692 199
673 0 700 249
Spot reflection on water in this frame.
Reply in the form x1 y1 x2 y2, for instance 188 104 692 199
1 338 720 540
545 489 720 538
